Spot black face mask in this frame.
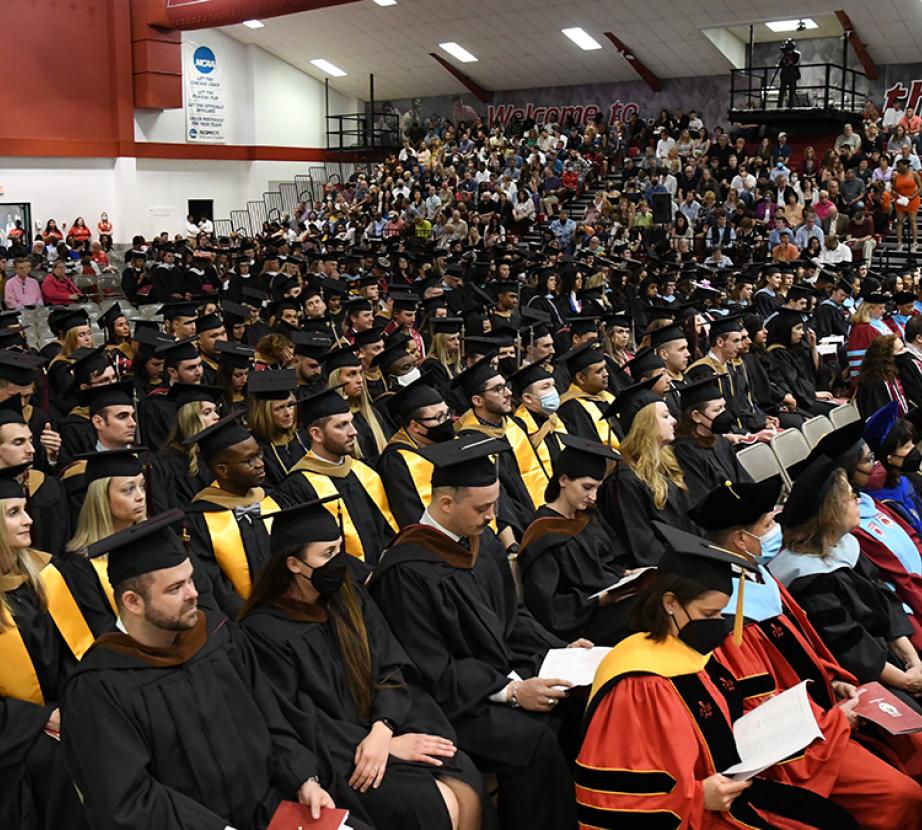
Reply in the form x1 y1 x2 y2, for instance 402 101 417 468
423 419 455 443
497 356 518 378
677 609 731 654
305 552 347 597
708 410 736 436
900 448 922 474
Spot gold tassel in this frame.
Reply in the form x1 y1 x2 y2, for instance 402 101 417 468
733 570 746 646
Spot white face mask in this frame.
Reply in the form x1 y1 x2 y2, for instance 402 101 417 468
396 367 421 386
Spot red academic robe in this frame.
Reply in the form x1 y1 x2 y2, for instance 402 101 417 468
715 587 922 828
578 634 860 830
853 500 922 651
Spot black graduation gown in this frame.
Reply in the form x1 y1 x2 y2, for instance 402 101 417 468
255 434 308 489
46 360 76 422
672 435 753 506
136 387 175 450
363 368 388 403
752 288 782 318
368 525 577 830
0 582 86 830
186 499 273 620
241 588 488 830
272 467 395 567
767 345 834 416
150 263 189 302
26 473 70 558
148 448 214 514
557 397 609 443
199 356 219 387
778 555 920 712
599 467 696 566
352 410 382 465
25 405 54 473
518 507 634 646
897 352 922 410
61 610 324 830
814 299 849 341
855 377 900 420
376 438 427 529
726 359 768 432
58 410 96 461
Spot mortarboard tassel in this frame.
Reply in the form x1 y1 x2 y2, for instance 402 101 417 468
733 569 746 646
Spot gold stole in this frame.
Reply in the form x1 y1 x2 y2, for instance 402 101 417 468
0 615 45 704
196 489 280 599
291 454 396 561
560 386 619 448
504 420 550 509
514 404 568 472
388 429 435 510
89 555 117 614
40 564 97 660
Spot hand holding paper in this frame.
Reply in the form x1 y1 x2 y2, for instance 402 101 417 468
539 647 611 687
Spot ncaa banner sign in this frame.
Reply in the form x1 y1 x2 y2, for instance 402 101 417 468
184 43 226 143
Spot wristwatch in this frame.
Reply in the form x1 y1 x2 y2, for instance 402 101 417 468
509 681 521 708
506 543 521 557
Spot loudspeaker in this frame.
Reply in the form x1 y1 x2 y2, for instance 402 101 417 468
651 192 672 224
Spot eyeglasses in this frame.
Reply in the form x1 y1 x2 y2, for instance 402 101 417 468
415 412 451 425
482 382 511 395
234 451 264 469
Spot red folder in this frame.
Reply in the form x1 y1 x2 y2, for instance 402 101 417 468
267 801 350 830
847 682 922 735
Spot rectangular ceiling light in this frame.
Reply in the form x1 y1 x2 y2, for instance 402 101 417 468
561 27 602 50
765 18 818 32
439 42 478 63
372 0 398 5
310 58 347 77
242 19 265 29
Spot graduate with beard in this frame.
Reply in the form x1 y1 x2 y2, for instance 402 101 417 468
369 435 588 830
518 435 637 646
239 497 489 830
60 510 344 830
183 412 281 619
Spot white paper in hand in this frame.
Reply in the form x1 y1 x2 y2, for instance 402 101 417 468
539 647 611 687
722 680 823 780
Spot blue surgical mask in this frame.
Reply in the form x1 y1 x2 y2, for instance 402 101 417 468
538 389 560 415
745 522 783 564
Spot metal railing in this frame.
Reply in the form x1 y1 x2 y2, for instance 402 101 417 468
326 111 402 153
729 62 869 113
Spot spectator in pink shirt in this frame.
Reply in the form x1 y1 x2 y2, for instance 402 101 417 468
41 260 82 305
4 258 43 309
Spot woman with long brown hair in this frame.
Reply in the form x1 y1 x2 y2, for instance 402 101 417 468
240 498 485 830
855 334 909 418
247 369 307 487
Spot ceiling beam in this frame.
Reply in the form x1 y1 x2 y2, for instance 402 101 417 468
603 32 661 92
148 0 359 31
429 53 492 103
835 10 878 81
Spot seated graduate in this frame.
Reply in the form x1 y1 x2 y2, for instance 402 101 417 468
57 345 117 461
60 511 342 830
184 412 280 619
518 435 636 646
290 331 333 396
508 362 568 465
324 344 389 465
599 376 696 566
193 310 226 386
46 308 94 420
578 522 862 830
0 464 89 830
214 340 254 409
273 388 396 566
555 344 618 446
672 374 753 505
739 313 806 429
354 326 388 402
855 334 910 419
148 382 222 514
247 369 307 488
0 395 70 556
694 480 922 820
765 309 836 416
769 457 922 713
808 420 922 653
376 375 454 528
419 317 463 399
57 449 150 638
137 336 203 451
368 435 586 830
862 401 922 535
0 347 61 474
239 498 487 830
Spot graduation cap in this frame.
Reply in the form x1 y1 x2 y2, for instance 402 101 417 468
779 456 839 529
54 308 90 333
688 479 782 531
291 332 333 359
158 301 197 320
70 346 111 385
604 312 632 331
74 448 146 483
257 496 343 555
451 356 501 400
649 324 687 350
864 400 900 455
802 420 865 469
553 434 620 483
894 291 917 307
0 349 45 386
322 344 361 372
385 373 444 423
462 336 499 360
419 433 511 489
622 348 664 380
353 327 386 348
166 383 223 408
183 409 251 463
567 316 600 336
653 520 761 644
709 314 745 336
602 375 661 432
221 300 251 326
372 336 414 372
215 340 254 369
431 317 463 335
679 375 725 410
786 284 816 303
248 369 297 400
127 249 147 261
88 509 188 588
298 387 351 425
241 286 269 307
134 328 173 351
557 343 606 375
78 380 133 415
508 362 554 397
0 394 27 426
194 313 224 335
390 292 419 312
0 463 29 499
97 302 125 331
344 297 373 315
156 337 200 366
